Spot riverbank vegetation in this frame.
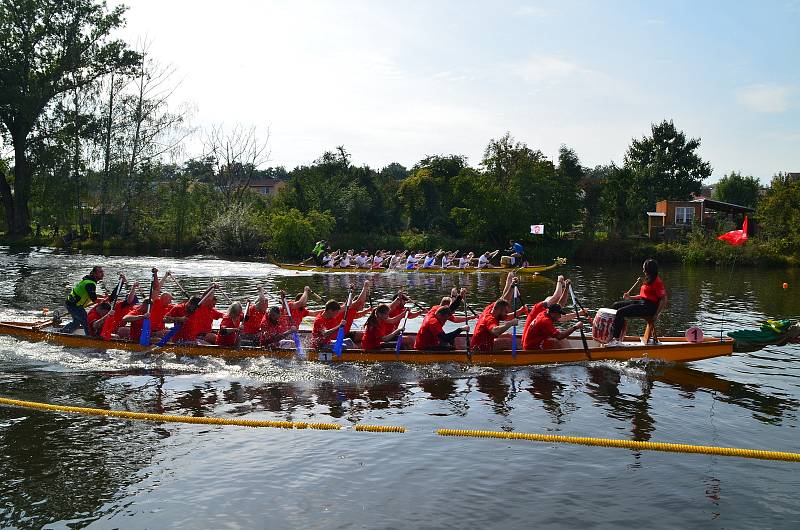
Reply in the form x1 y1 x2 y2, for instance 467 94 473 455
1 1 797 266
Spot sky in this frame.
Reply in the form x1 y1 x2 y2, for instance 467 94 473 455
117 0 800 183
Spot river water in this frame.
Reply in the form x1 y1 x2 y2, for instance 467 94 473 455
0 248 798 529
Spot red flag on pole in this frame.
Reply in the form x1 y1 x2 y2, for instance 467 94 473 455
717 216 749 246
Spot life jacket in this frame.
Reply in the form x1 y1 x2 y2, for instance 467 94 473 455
67 276 97 307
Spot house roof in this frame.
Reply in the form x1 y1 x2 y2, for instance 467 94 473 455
691 197 755 214
247 179 284 187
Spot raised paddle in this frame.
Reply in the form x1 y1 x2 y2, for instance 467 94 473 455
99 276 125 340
169 275 191 300
464 292 472 362
139 268 158 346
333 288 354 358
395 309 410 357
568 284 592 360
512 285 520 358
282 293 306 360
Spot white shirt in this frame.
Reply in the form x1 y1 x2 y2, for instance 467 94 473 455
406 255 419 269
478 254 490 268
373 256 383 267
441 255 451 268
340 255 351 267
355 255 368 267
459 257 469 268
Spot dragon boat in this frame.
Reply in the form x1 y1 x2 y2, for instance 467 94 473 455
0 320 733 367
275 258 567 275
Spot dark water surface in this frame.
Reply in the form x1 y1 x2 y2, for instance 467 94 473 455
1 248 798 529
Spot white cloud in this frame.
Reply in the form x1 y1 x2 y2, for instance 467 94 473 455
511 55 581 84
514 5 552 17
736 84 793 113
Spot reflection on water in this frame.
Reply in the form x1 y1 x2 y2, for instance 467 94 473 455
1 249 799 528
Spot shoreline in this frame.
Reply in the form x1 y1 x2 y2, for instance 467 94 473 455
1 234 796 268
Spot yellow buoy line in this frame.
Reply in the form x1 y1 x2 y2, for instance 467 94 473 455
2 397 798 461
436 429 800 462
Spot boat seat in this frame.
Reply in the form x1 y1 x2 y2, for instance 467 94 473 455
641 298 666 343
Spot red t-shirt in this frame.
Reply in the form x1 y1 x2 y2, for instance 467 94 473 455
471 311 500 352
388 304 406 319
285 301 310 328
522 311 559 350
167 302 196 341
362 319 391 350
86 306 104 337
128 303 148 343
242 305 266 334
343 306 359 334
216 315 241 346
261 316 289 347
414 315 444 350
311 312 344 349
639 276 666 304
107 300 134 334
194 305 225 335
426 305 459 323
521 301 548 349
149 299 173 332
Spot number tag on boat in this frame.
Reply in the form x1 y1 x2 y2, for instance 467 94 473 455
318 351 332 361
685 326 704 343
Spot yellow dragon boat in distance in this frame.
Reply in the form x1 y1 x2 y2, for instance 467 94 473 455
0 320 734 367
276 257 567 274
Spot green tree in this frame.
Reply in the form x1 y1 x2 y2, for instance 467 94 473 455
0 0 139 234
713 171 761 208
617 120 712 234
756 173 800 256
266 208 335 258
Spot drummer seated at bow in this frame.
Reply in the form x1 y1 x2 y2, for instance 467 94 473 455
414 289 469 350
522 303 584 350
606 258 667 348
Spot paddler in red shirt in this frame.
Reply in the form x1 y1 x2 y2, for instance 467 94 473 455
164 284 217 343
214 301 244 347
469 273 521 352
261 306 298 350
523 303 584 350
414 289 469 350
105 281 140 340
520 276 585 350
606 258 668 347
123 268 174 343
241 286 268 344
361 304 406 350
426 288 474 324
311 300 348 350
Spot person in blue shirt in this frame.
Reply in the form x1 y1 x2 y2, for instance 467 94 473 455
507 240 526 267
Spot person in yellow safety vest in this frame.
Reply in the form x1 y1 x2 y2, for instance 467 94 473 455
60 266 105 334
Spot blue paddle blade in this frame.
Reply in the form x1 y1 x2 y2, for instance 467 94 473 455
156 324 180 347
139 318 151 345
395 331 404 354
292 331 306 359
333 327 345 357
512 327 518 358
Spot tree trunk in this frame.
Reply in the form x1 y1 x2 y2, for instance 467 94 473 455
0 169 14 234
100 74 116 246
10 136 32 235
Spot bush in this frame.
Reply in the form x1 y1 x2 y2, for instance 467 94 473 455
202 206 268 256
264 208 335 259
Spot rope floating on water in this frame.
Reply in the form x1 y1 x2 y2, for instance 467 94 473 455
436 429 800 462
0 397 390 432
355 424 406 433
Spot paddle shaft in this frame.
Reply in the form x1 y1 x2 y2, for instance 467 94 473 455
512 285 519 357
568 284 592 360
333 289 354 357
395 310 409 354
282 296 306 358
625 277 642 297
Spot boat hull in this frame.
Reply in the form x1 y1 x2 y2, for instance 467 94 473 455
0 321 734 367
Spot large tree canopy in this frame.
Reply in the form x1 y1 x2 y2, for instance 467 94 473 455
713 171 761 208
0 0 139 234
